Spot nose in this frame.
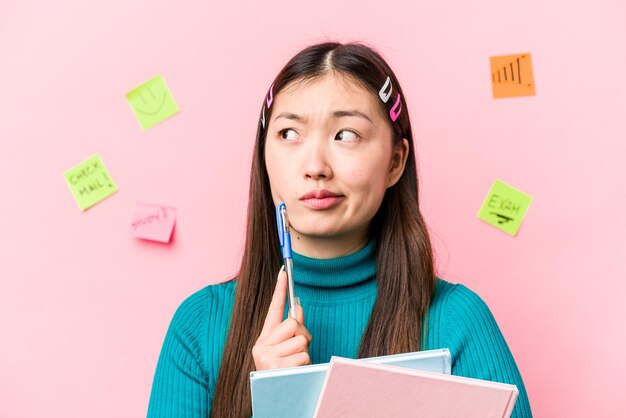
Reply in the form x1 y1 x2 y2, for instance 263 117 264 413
303 137 333 180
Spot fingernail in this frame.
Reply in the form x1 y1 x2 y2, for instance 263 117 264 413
296 297 301 307
280 265 285 272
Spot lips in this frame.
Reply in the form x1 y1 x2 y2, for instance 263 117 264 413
299 189 344 210
299 189 341 200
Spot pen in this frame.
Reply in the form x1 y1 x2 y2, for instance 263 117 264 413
276 203 298 319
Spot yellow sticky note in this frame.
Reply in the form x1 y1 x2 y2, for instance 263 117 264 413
64 154 118 211
126 75 180 130
477 180 532 236
490 53 535 98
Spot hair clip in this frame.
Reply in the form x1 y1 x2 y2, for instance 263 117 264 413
260 84 274 130
379 76 393 103
389 93 402 122
266 84 274 108
260 84 274 129
261 106 266 129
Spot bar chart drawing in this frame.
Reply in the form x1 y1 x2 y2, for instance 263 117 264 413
490 53 536 98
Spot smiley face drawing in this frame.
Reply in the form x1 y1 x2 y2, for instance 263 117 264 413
126 74 180 130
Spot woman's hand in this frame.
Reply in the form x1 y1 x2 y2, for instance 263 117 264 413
252 267 312 371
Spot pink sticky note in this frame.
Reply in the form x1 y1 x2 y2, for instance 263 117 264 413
130 203 177 243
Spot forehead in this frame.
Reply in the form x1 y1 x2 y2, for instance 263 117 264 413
274 73 383 117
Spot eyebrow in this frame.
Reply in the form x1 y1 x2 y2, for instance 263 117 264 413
332 110 373 123
274 110 373 124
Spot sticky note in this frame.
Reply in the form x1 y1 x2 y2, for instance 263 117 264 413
126 75 180 130
130 202 177 243
490 53 535 98
64 154 118 210
477 180 532 236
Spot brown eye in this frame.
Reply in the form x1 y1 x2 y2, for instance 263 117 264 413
335 130 359 142
280 129 299 140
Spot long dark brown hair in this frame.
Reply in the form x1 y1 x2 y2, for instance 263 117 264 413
210 42 435 417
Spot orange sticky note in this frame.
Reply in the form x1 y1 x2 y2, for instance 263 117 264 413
490 53 535 98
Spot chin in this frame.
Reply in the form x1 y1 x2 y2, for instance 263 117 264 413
292 226 345 240
296 229 341 238
295 222 369 241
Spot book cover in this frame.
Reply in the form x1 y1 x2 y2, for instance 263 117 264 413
313 356 518 418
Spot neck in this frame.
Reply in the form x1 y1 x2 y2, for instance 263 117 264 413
291 239 378 302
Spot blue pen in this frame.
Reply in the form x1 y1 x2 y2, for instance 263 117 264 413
276 203 298 319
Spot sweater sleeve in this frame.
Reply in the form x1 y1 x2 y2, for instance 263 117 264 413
445 284 533 418
147 288 210 417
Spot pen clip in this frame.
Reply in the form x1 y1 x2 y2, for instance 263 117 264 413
275 203 292 259
276 203 286 248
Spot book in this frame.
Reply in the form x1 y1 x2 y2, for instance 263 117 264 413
250 348 451 418
313 356 518 418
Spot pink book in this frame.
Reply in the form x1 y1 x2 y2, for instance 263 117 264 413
313 356 518 418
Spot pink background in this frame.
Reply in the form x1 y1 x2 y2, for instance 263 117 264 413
1 0 624 416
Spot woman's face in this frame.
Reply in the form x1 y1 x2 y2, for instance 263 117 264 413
264 73 408 258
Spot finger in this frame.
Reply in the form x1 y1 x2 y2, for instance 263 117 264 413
258 267 287 340
264 317 312 346
271 334 310 357
294 304 312 343
295 298 304 324
278 351 311 368
262 317 300 345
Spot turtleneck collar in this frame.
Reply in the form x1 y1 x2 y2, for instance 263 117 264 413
291 240 378 303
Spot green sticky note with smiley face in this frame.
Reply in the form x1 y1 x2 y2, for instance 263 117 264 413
126 75 180 130
64 154 118 211
477 180 533 236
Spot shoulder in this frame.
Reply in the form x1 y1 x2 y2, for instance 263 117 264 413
173 279 237 316
163 280 238 372
428 278 501 345
431 278 494 319
168 280 237 334
429 278 517 369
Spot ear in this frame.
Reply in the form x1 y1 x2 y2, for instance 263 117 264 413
386 138 409 188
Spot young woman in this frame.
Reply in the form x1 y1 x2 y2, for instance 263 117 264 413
147 42 532 418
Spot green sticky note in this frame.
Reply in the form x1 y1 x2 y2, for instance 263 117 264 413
477 180 532 236
64 154 118 211
126 74 180 130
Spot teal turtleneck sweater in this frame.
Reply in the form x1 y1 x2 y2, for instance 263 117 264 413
147 241 532 417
